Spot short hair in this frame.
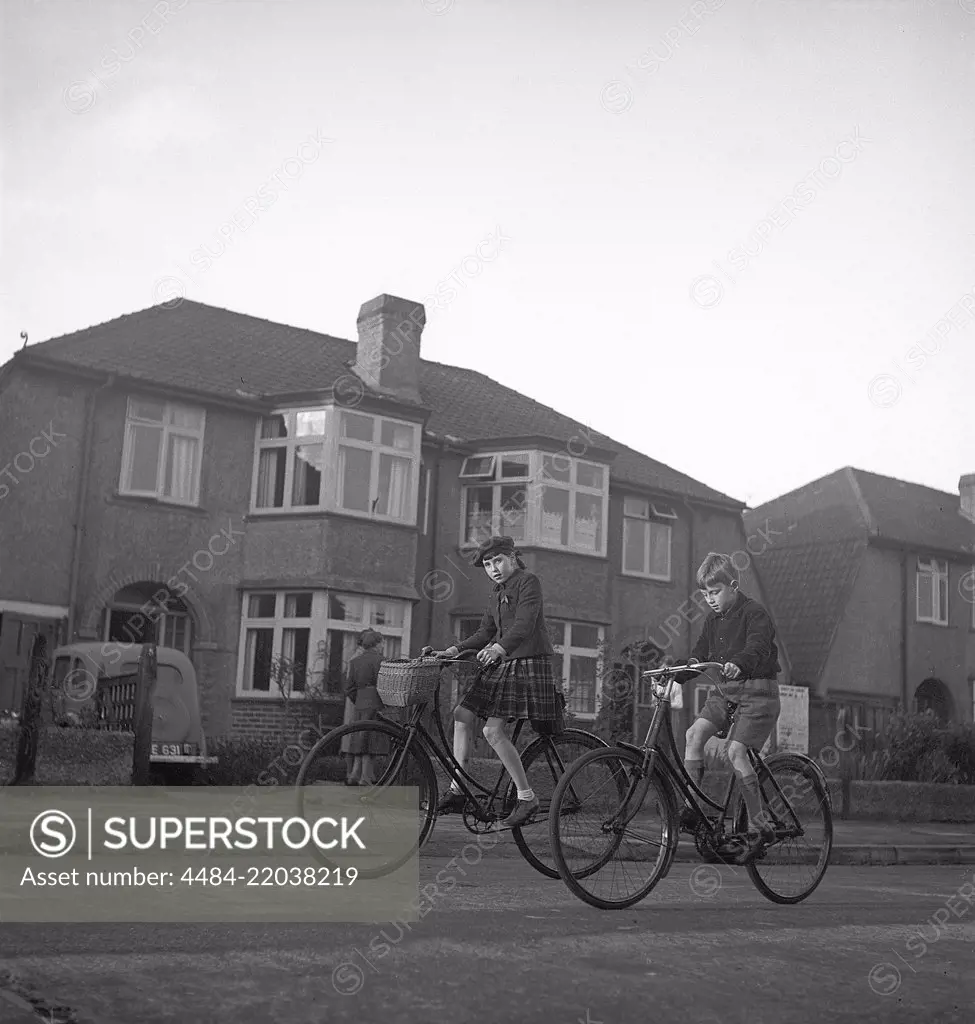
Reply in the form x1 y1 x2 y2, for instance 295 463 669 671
696 552 738 590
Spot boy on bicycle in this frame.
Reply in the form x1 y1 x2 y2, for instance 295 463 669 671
681 552 781 863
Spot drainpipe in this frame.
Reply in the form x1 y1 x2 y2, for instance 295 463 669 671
681 498 696 744
424 438 445 648
66 374 115 641
901 550 909 710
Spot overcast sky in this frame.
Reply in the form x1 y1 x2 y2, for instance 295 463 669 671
2 0 973 508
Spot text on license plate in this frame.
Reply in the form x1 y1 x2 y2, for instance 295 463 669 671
152 743 199 756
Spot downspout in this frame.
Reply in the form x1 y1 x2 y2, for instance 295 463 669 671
681 498 696 744
424 438 445 648
66 374 115 641
901 550 909 710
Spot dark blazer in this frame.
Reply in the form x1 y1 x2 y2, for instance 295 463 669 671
457 568 556 660
345 648 384 709
691 591 780 682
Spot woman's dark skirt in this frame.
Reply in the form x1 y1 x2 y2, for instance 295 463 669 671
458 655 564 733
347 706 388 755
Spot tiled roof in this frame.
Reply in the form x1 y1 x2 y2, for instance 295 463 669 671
750 539 865 685
15 300 740 507
745 466 974 685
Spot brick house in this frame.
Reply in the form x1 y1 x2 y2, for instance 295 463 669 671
0 294 783 742
745 467 975 746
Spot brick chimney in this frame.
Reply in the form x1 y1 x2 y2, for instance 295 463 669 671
355 294 425 404
961 474 975 522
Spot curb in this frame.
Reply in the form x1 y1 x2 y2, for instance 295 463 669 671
421 835 975 867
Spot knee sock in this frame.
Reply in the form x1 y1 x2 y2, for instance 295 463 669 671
450 720 471 794
738 771 766 830
486 731 534 801
684 759 704 805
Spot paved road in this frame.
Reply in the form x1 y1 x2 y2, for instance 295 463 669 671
2 859 974 1024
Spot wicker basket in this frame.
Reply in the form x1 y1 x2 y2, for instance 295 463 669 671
377 657 443 708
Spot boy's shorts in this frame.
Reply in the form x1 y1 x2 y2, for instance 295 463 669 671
697 679 780 751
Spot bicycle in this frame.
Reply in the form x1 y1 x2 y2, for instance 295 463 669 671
548 661 833 910
295 651 607 879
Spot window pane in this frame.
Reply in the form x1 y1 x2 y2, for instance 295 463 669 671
377 453 411 519
329 594 364 622
284 593 313 618
542 454 571 484
623 519 647 574
499 484 527 541
247 593 277 618
548 621 566 650
574 492 603 551
380 420 414 450
127 424 162 492
624 497 649 519
917 573 934 619
324 629 359 693
295 410 327 436
648 523 671 577
169 405 204 430
261 414 289 439
465 486 494 544
460 455 495 478
341 411 374 442
340 445 372 511
567 655 598 715
500 454 530 479
163 434 198 502
130 399 165 422
244 628 274 691
371 600 405 628
108 608 156 645
938 575 948 621
570 624 600 649
282 628 310 692
540 486 569 545
577 462 604 489
256 448 286 508
292 444 323 506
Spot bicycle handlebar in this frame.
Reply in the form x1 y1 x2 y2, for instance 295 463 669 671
641 661 727 681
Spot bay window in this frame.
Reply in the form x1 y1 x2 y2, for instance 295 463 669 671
251 406 420 523
236 590 411 697
120 397 205 505
622 498 677 580
460 450 610 555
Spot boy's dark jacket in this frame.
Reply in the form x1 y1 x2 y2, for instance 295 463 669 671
458 568 556 659
691 591 780 680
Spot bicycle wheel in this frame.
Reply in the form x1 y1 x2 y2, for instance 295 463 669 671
295 720 438 879
508 728 608 878
734 752 832 904
549 745 678 910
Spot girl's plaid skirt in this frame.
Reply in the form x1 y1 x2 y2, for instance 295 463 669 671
459 655 562 726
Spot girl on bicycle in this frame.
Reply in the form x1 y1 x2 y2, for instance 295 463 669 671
428 535 561 829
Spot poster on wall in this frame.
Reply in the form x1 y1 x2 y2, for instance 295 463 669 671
776 685 809 754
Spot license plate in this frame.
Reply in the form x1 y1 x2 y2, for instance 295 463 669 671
152 743 198 757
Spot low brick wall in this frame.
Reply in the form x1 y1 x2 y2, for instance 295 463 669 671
0 723 133 785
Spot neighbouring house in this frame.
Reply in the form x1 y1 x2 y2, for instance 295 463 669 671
0 294 784 743
745 467 975 748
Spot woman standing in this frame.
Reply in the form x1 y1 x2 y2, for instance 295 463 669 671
344 628 386 786
428 535 561 829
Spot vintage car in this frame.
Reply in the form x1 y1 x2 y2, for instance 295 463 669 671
47 641 216 775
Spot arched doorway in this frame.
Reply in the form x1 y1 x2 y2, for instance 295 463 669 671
102 583 193 656
914 678 954 724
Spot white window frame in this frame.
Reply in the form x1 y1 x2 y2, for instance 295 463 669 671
250 406 421 524
916 557 949 626
621 497 676 580
120 397 206 506
550 621 605 718
459 450 610 557
235 590 412 698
